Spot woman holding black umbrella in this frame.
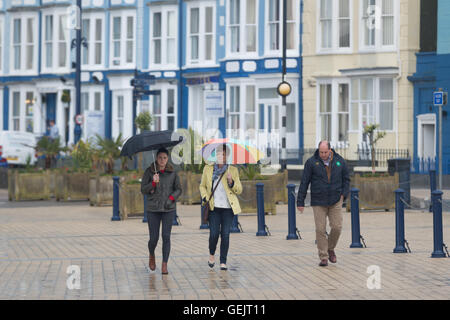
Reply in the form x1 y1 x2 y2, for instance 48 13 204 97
141 147 182 274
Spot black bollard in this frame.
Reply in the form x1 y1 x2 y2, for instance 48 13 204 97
111 176 120 221
286 184 299 240
350 188 363 248
431 190 446 258
393 189 408 253
256 183 268 236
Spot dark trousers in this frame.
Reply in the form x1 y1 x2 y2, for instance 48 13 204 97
208 207 234 264
147 211 175 263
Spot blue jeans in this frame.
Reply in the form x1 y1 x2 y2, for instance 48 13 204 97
208 207 234 264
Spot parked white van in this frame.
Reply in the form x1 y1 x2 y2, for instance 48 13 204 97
0 131 38 166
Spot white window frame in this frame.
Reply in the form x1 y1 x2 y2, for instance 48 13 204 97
149 5 178 70
0 16 4 75
9 87 38 133
317 0 353 54
359 0 398 53
264 0 299 57
0 89 3 130
81 12 105 70
149 84 178 131
186 1 216 67
11 13 38 75
41 9 71 74
226 0 259 59
110 10 136 69
348 76 397 141
316 78 351 147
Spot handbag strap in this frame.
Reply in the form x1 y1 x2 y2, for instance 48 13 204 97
207 170 226 203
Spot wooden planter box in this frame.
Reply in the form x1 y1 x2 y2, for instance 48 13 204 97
89 173 138 207
119 183 144 220
47 170 57 197
8 170 50 201
55 172 92 201
347 173 399 211
89 175 114 207
266 171 288 204
239 179 277 214
178 171 203 205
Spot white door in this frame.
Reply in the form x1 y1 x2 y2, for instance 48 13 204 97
258 101 281 154
422 124 435 160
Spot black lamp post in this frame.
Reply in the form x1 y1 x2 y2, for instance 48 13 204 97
278 0 291 170
74 0 82 144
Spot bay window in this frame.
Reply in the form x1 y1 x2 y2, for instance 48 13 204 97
111 11 135 67
350 77 395 134
42 11 70 72
187 2 215 65
82 14 104 67
227 0 258 56
317 80 350 144
150 7 177 68
12 14 37 73
360 0 396 51
265 0 298 55
318 0 351 53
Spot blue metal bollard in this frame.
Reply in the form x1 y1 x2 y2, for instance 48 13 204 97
431 190 446 258
111 176 120 221
256 183 268 236
230 215 241 233
286 184 299 240
429 170 437 213
350 188 363 248
142 194 148 223
200 204 209 229
393 189 408 253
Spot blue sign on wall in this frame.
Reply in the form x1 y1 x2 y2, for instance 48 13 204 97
434 91 444 106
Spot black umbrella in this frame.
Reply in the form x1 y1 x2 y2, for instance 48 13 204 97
120 130 183 172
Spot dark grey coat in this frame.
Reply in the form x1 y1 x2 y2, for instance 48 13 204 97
141 162 182 213
297 149 350 207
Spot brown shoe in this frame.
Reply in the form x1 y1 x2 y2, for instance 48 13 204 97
149 255 156 271
161 262 168 275
319 259 328 267
328 250 337 263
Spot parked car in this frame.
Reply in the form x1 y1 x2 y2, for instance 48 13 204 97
0 131 37 166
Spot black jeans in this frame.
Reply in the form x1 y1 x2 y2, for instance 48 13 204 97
208 207 234 264
147 211 175 263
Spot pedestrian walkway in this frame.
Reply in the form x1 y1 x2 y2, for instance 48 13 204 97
0 190 449 300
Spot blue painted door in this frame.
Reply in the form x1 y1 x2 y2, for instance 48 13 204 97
46 93 57 135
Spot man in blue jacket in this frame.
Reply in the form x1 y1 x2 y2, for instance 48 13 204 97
297 141 350 267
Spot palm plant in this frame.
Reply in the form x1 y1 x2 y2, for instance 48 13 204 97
95 134 124 174
240 164 262 180
35 136 67 169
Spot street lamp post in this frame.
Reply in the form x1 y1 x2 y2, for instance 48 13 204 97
278 0 290 170
74 0 82 144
